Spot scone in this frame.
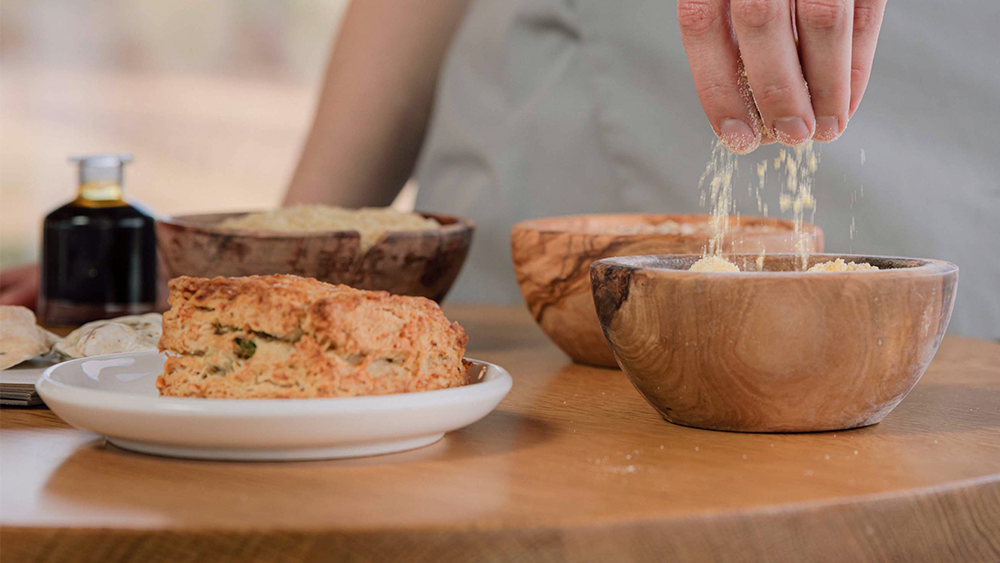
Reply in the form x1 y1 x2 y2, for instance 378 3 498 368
157 275 469 398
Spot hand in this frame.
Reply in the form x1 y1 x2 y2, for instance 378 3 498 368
677 0 887 154
0 263 40 309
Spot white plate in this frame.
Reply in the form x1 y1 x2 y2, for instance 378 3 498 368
36 351 512 461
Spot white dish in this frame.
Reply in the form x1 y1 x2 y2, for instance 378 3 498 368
36 351 512 461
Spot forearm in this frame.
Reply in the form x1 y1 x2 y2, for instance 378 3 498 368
285 0 470 207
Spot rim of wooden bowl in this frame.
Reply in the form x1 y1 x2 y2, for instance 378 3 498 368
592 253 959 279
512 213 819 238
158 210 475 240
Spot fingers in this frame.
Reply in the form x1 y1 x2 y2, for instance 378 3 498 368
0 281 37 308
681 0 886 149
0 266 26 291
0 265 40 309
0 263 36 291
848 0 887 118
0 280 38 309
678 0 764 154
796 0 854 141
731 0 815 146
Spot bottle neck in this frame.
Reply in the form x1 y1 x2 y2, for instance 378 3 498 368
80 179 123 200
74 180 127 207
72 155 131 208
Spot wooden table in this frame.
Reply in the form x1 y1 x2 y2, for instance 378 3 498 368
2 305 999 563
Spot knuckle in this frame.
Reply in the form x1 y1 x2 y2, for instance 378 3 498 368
850 66 868 85
853 1 883 34
695 81 734 106
677 0 723 35
732 0 783 30
753 82 795 108
808 83 850 104
799 0 848 30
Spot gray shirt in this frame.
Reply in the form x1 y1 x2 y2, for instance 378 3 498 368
416 0 1000 340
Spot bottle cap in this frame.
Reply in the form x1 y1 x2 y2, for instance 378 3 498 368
69 153 134 168
70 153 134 187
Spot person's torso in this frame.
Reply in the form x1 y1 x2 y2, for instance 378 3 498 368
415 0 1000 339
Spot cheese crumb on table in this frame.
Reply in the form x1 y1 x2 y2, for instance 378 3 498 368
807 258 879 272
689 256 740 272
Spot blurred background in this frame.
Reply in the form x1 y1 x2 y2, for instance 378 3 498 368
0 0 349 266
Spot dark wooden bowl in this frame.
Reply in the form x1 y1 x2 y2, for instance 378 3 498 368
511 214 824 368
156 211 474 302
591 254 959 432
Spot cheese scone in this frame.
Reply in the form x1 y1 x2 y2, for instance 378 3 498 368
157 275 469 398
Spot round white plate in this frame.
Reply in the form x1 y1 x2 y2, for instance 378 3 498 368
36 351 512 461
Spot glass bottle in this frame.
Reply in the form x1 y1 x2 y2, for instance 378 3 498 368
38 154 157 326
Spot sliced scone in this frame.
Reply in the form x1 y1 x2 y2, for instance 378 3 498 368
157 275 469 398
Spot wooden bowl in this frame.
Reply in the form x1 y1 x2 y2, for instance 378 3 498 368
591 254 959 432
511 214 823 367
156 211 474 302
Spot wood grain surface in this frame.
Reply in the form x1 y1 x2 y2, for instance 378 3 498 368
2 305 999 563
510 214 823 367
592 254 960 432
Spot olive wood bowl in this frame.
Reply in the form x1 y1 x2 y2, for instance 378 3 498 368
157 211 473 302
590 254 959 432
511 214 823 368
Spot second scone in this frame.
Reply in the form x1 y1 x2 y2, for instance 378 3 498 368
157 274 469 398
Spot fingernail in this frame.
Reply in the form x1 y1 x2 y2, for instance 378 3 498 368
772 117 811 146
719 119 759 154
814 116 842 142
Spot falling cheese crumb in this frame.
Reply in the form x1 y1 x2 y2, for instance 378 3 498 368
697 141 738 255
690 256 740 272
807 258 879 272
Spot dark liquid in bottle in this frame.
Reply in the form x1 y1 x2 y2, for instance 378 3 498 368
38 156 157 326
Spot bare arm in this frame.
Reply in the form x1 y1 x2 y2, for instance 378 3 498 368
284 0 470 208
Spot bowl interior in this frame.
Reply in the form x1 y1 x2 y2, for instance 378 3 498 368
159 210 472 239
514 213 802 237
598 253 951 274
